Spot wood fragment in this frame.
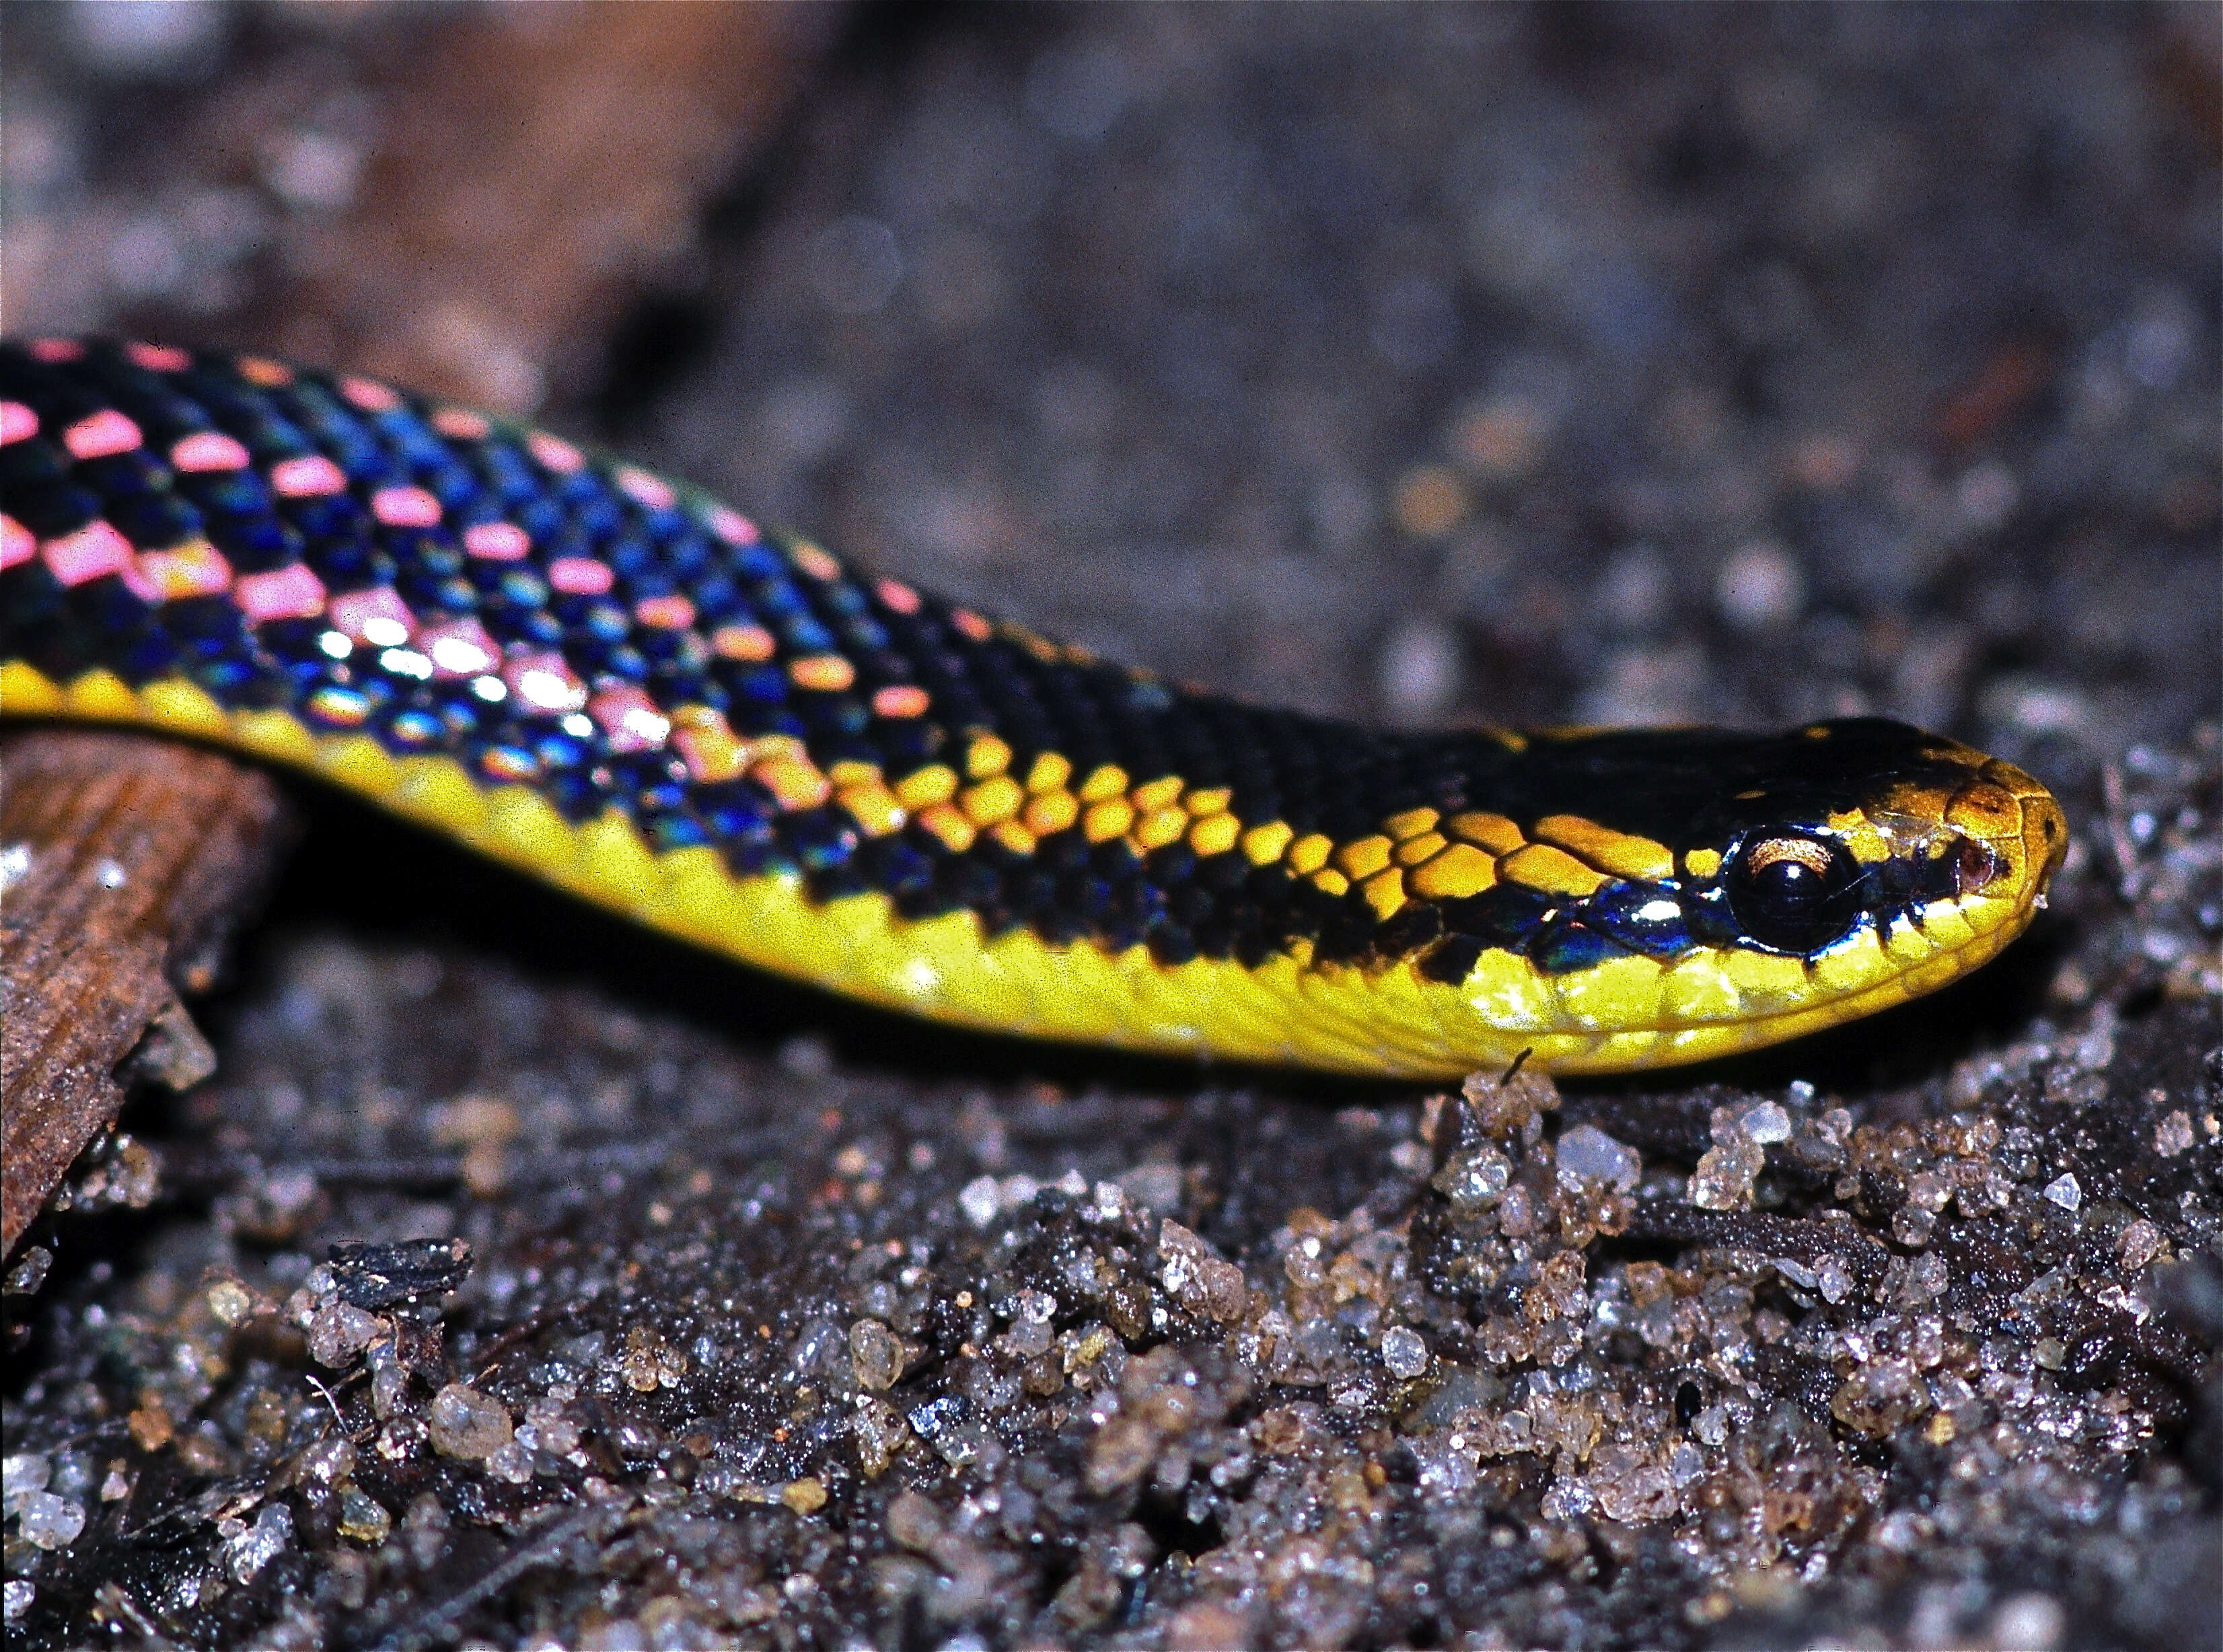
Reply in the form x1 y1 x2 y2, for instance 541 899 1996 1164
1 731 293 1261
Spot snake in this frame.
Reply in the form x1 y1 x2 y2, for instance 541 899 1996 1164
0 337 2068 1078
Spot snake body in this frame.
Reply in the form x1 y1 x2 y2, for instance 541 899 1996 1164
0 338 2066 1076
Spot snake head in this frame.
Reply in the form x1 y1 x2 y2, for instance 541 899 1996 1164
1682 720 2068 961
1408 718 2069 1074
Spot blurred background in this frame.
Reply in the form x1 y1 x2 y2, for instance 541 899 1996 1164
7 0 2216 786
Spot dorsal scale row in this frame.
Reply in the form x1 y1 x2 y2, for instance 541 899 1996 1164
1 338 1673 980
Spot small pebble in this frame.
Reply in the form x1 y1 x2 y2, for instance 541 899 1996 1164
1389 464 1470 538
782 1477 830 1515
1555 1125 1641 1191
1379 617 1461 722
958 1175 1002 1228
1380 1326 1430 1378
1451 393 1552 480
1716 540 1803 631
427 1384 513 1461
850 1318 907 1391
1738 1101 1792 1144
1990 1593 2066 1652
225 1503 291 1581
10 1491 84 1551
338 1488 392 1544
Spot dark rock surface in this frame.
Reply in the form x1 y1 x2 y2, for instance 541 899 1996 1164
5 6 2217 1648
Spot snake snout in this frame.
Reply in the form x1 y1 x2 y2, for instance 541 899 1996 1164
1956 758 2068 903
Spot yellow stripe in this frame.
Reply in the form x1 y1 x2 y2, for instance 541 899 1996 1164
3 663 2052 1078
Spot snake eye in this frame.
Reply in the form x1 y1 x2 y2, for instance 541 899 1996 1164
1724 832 1860 953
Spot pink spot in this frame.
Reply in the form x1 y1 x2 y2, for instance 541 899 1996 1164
327 587 416 644
872 685 931 719
233 562 328 624
28 339 84 363
417 617 499 678
707 506 759 545
501 651 586 714
614 465 676 511
875 579 921 614
547 557 614 596
339 375 402 412
117 562 163 606
1 403 39 445
135 540 233 601
372 486 442 527
949 608 992 643
462 521 530 560
40 521 135 587
63 410 143 461
270 455 349 498
432 408 491 441
170 430 252 472
633 594 696 630
588 685 671 754
527 431 583 474
125 342 192 372
1 515 37 570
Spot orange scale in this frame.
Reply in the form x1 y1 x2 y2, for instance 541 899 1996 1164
793 544 842 582
790 654 857 693
711 624 777 662
871 684 930 718
634 594 697 630
432 408 492 441
235 355 293 385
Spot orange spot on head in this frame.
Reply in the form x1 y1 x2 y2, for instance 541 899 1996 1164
949 608 992 643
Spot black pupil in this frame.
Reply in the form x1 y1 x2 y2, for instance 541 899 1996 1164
1753 858 1824 917
1727 835 1857 953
